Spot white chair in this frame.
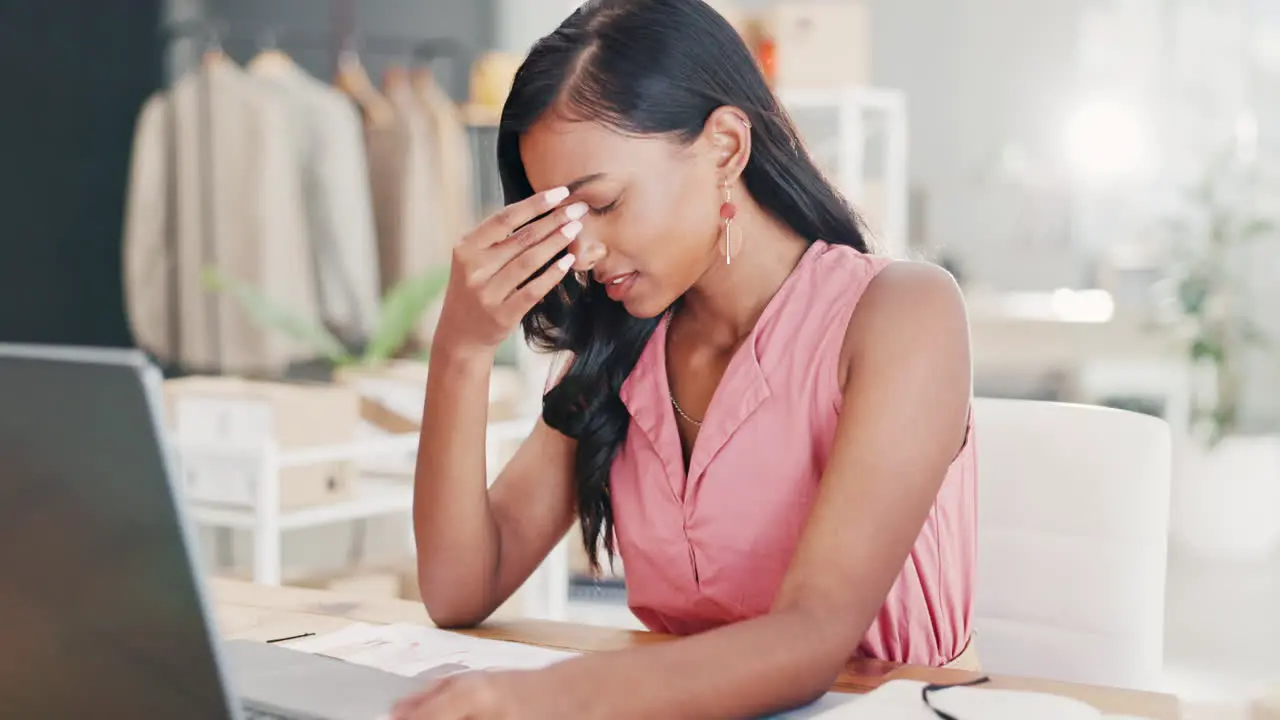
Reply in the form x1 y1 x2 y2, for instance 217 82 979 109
972 398 1172 691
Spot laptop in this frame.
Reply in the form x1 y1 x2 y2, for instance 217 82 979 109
0 344 424 719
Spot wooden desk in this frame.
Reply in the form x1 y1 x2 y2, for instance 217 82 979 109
213 579 1179 719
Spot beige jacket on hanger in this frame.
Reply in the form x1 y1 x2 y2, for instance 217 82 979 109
251 59 382 347
412 70 476 249
367 80 449 348
122 59 319 376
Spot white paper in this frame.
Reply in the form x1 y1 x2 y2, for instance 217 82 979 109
797 679 1153 720
284 629 1152 720
283 622 579 680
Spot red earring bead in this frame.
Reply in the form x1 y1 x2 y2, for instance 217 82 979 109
720 201 737 220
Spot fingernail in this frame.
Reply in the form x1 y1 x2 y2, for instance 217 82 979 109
561 220 583 238
544 187 570 205
564 202 589 221
558 253 577 270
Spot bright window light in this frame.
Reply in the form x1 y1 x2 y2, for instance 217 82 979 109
1063 98 1149 183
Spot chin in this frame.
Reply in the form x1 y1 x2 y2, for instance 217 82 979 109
619 298 665 319
617 292 671 320
607 273 681 319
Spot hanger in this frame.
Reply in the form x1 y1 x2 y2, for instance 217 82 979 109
200 21 230 69
334 38 395 127
383 62 410 91
408 62 435 96
247 28 294 74
385 41 423 95
408 40 458 105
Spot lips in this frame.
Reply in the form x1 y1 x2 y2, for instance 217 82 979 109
598 271 638 302
596 270 635 286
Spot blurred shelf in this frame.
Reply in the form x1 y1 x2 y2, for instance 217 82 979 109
189 476 412 532
176 415 541 586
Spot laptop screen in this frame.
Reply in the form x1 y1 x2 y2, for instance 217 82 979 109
0 346 235 719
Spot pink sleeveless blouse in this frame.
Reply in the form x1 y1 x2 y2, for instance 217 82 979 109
608 240 977 666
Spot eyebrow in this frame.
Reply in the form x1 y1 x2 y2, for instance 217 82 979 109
566 173 608 193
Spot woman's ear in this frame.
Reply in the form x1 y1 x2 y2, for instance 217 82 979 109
702 105 752 183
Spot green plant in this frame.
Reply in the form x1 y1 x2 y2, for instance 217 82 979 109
1162 150 1277 446
202 265 451 368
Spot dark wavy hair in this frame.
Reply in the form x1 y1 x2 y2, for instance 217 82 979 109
498 0 870 570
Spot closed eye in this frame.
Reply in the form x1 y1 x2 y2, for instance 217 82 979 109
591 199 621 216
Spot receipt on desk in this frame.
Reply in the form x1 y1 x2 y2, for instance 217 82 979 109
282 622 580 679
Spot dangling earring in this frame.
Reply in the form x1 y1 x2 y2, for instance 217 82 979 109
719 181 740 265
573 270 590 287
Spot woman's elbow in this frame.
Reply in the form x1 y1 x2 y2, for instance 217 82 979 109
416 575 495 629
426 610 486 630
419 593 490 629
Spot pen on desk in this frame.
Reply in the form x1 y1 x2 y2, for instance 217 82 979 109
265 632 316 644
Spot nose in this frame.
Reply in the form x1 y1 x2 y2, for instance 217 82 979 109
569 233 606 271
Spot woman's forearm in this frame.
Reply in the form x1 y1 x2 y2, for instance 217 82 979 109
412 342 504 626
546 610 857 720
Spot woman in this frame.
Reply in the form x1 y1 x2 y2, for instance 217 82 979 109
398 0 976 717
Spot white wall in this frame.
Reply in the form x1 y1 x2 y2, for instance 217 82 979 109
495 0 579 54
867 0 1087 289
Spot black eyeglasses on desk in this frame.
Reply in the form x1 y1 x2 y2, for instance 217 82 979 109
921 676 992 720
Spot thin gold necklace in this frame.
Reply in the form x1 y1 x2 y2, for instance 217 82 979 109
665 307 703 427
670 392 703 427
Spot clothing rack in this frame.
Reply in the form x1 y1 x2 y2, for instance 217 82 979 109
160 17 469 79
154 16 469 376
